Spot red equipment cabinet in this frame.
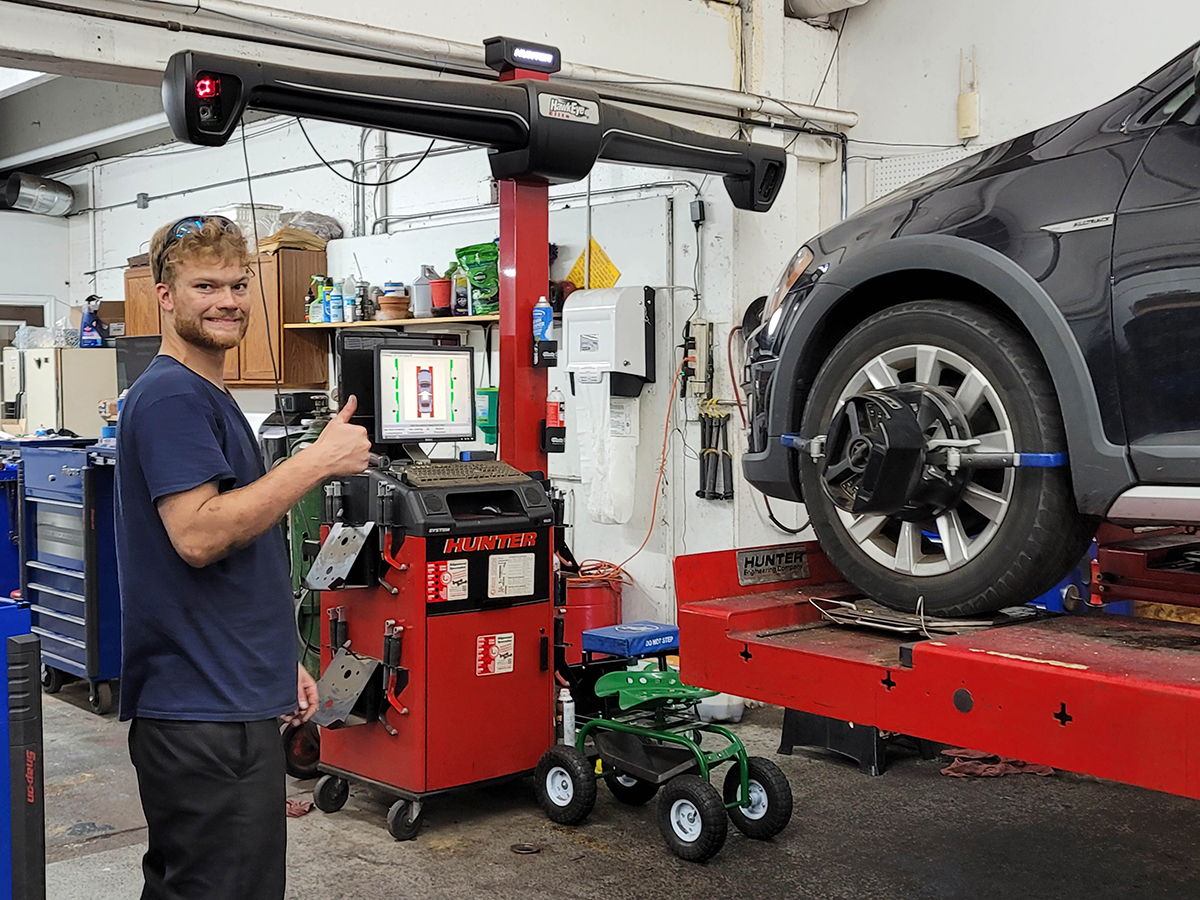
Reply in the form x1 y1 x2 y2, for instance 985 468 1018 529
311 470 556 834
675 540 1200 802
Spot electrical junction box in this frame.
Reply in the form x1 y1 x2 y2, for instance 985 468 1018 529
561 286 656 397
686 319 713 398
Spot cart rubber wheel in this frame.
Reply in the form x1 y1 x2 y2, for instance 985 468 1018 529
534 745 596 825
386 799 422 841
723 757 793 840
282 721 321 780
657 775 727 862
40 665 64 695
312 774 349 813
604 771 659 806
88 681 114 716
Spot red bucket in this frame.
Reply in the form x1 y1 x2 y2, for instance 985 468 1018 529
562 578 622 665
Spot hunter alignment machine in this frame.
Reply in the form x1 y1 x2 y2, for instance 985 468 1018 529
161 37 785 839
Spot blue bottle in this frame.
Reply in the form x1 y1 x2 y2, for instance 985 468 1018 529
532 295 553 342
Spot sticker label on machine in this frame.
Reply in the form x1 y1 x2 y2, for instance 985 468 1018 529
488 553 535 598
427 559 469 602
476 632 515 676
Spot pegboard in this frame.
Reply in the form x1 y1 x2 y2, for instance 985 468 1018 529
871 147 974 201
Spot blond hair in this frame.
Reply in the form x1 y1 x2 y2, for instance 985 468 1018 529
150 217 251 287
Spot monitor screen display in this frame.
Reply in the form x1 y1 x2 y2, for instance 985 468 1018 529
375 346 475 443
115 335 162 392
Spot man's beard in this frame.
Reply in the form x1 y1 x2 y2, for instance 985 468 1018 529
173 309 247 351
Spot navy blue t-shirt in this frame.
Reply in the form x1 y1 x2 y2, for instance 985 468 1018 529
115 355 295 721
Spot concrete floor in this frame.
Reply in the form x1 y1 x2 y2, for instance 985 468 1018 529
41 681 1200 900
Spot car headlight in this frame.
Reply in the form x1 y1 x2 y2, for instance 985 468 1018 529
764 246 814 334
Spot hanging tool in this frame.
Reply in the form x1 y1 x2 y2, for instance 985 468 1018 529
704 407 721 500
696 402 713 499
696 400 734 501
719 411 734 500
378 619 410 736
327 606 348 651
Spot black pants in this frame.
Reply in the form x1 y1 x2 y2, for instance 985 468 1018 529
128 718 286 900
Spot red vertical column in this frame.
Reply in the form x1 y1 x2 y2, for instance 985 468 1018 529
497 67 549 474
497 181 549 473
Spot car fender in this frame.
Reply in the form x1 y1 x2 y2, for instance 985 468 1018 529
767 233 1134 516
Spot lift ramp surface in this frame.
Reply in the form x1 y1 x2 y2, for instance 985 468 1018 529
676 542 1200 801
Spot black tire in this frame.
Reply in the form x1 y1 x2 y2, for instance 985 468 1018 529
313 774 349 813
40 665 64 695
723 757 793 840
657 775 727 863
386 799 422 841
604 771 660 806
800 301 1096 616
282 721 321 780
534 745 596 825
88 681 114 716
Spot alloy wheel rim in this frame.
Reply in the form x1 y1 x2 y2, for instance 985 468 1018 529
831 343 1015 576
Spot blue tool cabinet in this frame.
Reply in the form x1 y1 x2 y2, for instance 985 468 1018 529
0 465 19 602
18 447 120 715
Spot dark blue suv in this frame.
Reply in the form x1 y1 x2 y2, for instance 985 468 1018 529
743 43 1200 615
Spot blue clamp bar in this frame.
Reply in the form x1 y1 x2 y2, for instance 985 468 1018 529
780 433 804 450
1013 452 1069 468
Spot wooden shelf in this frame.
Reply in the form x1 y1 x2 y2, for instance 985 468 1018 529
285 315 499 330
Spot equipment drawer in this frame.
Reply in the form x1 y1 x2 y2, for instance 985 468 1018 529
29 503 85 572
30 606 86 644
32 626 86 670
22 449 86 503
26 581 85 620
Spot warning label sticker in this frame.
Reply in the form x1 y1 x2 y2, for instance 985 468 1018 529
488 553 535 598
427 559 469 602
476 632 515 676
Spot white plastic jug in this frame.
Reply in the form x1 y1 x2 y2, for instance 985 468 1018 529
411 265 437 318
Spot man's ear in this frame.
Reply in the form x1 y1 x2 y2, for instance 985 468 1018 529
156 282 175 314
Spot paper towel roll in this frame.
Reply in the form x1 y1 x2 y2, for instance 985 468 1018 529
576 368 639 524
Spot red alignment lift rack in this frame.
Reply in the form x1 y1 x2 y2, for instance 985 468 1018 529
675 541 1200 801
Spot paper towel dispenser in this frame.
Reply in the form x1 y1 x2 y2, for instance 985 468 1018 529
561 286 655 397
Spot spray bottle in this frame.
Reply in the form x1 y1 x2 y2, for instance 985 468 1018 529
557 687 576 745
79 295 105 348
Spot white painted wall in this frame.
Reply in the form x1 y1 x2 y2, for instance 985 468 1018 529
838 0 1200 211
246 0 744 89
0 210 71 319
0 0 837 621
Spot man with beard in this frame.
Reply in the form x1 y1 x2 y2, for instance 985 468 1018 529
115 216 370 900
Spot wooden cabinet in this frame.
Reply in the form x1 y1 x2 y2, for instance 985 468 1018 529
122 249 327 388
122 268 160 337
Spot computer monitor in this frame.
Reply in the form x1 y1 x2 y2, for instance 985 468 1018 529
374 345 476 444
115 335 162 392
335 329 460 438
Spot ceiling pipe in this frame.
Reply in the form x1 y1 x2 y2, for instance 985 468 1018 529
4 172 74 215
139 0 858 129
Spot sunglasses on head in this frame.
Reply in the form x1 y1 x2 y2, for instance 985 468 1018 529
155 215 241 281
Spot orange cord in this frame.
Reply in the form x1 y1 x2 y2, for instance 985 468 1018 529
570 559 634 584
615 358 691 570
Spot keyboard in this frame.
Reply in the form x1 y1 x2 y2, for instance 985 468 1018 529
399 460 530 487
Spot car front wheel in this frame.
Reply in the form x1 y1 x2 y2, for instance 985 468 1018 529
799 300 1095 616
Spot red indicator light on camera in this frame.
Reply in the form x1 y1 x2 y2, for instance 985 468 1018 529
195 76 220 100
